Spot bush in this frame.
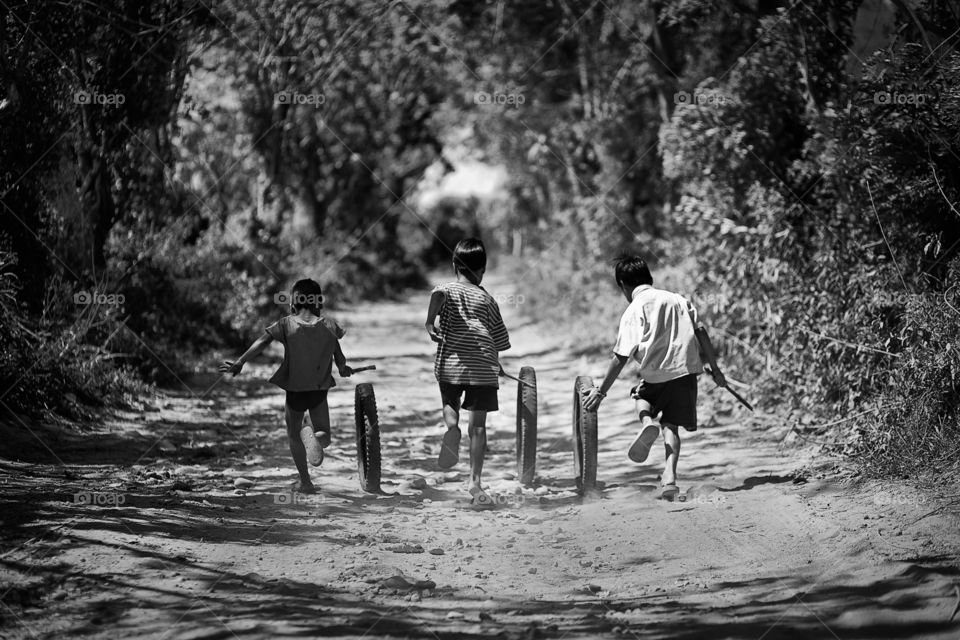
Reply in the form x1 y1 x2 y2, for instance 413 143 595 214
658 26 960 475
856 258 960 476
0 245 145 418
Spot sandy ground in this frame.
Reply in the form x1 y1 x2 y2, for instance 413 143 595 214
1 273 959 639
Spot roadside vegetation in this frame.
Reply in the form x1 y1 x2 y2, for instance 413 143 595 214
1 0 957 477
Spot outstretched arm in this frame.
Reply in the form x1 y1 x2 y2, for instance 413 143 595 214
424 290 444 343
219 333 273 376
695 326 726 387
583 353 629 411
334 340 353 377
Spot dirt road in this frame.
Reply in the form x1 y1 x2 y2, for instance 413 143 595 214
1 273 959 639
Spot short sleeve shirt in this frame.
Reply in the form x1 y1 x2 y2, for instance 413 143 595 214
433 281 511 387
265 315 345 391
613 285 703 383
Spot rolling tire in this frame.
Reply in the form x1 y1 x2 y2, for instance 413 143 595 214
354 383 381 493
573 376 599 493
515 366 538 486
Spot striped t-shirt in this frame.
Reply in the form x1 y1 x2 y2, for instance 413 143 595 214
433 281 511 387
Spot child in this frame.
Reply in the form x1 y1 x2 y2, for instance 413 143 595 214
583 255 725 500
425 238 511 505
219 278 353 493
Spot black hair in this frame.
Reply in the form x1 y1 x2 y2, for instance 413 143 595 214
452 237 487 284
614 255 653 290
290 278 324 313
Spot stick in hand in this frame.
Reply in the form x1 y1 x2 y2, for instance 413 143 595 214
706 366 754 411
351 365 377 373
499 368 535 389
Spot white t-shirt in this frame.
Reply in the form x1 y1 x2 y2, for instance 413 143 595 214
613 285 703 383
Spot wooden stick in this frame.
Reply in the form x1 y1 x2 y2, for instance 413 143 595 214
867 181 909 290
705 367 754 410
352 365 377 373
500 370 535 389
723 385 754 411
778 406 885 444
799 327 900 358
930 159 960 220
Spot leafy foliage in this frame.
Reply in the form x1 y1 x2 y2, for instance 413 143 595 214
1 0 958 479
657 3 960 475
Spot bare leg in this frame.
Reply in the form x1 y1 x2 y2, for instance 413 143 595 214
442 404 459 430
627 399 662 463
284 405 313 490
661 423 680 486
438 402 462 469
636 399 659 427
308 399 331 448
467 410 487 493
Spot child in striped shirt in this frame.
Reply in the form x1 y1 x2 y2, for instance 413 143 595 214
425 238 511 505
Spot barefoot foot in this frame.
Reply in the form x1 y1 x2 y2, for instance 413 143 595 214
438 427 461 469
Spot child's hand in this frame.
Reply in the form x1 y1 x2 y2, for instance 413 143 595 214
219 360 243 377
338 364 354 377
583 387 605 411
425 324 443 343
708 367 727 388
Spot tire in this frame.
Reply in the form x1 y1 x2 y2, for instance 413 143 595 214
354 383 381 493
573 376 598 493
515 366 538 486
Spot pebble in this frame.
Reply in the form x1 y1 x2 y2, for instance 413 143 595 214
386 544 424 554
233 478 254 489
429 548 445 555
157 439 177 453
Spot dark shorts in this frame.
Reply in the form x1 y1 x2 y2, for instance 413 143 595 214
285 389 328 412
439 382 499 412
630 374 698 431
